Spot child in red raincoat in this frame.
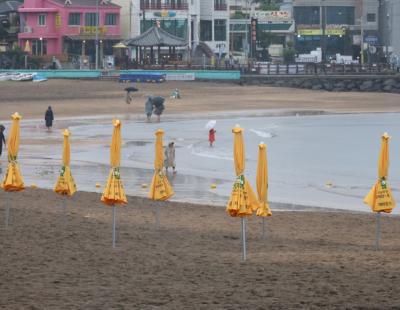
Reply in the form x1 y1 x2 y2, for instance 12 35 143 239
209 128 216 147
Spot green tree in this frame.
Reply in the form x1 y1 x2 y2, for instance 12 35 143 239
259 0 281 11
283 41 296 64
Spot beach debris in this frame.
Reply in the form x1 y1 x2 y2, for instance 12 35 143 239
30 183 38 189
325 181 333 188
95 182 101 188
211 183 217 189
141 183 148 188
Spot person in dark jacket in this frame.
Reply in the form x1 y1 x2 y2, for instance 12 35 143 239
0 124 6 160
152 96 165 122
45 106 54 131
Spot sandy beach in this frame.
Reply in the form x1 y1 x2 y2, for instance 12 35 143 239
1 80 400 308
0 188 400 309
0 80 400 120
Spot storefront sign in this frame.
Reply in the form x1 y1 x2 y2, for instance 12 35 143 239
298 28 345 36
254 10 291 21
79 26 107 35
364 35 378 45
55 13 61 28
154 11 177 17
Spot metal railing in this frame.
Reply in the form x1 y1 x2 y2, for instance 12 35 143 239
140 1 188 10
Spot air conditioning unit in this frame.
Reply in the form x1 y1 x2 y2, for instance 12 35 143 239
24 26 32 33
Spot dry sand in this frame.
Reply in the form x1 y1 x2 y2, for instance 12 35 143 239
1 189 400 309
0 80 399 120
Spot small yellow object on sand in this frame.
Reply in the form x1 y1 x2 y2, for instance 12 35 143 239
325 181 333 188
141 183 148 188
95 183 101 188
31 184 38 189
211 183 217 189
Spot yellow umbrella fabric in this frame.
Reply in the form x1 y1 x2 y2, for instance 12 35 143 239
1 113 24 192
24 40 31 53
364 133 396 213
149 129 174 200
256 143 272 217
226 126 258 217
54 129 77 196
113 42 127 49
101 119 127 205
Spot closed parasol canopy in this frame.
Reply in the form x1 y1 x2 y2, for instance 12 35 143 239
226 126 258 217
24 40 31 53
256 143 272 217
101 119 127 205
364 132 396 213
1 112 24 192
149 129 174 201
54 129 77 196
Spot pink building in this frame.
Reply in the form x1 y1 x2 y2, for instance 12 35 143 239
18 0 121 62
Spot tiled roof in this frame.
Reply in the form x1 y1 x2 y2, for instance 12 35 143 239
0 1 21 13
50 0 120 8
124 26 187 47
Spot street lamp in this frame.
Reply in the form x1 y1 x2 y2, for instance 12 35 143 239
95 0 99 70
39 37 43 56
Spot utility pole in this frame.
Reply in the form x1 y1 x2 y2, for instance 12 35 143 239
95 0 99 70
321 0 326 63
360 15 364 64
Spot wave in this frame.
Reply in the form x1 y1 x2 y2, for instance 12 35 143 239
249 129 276 138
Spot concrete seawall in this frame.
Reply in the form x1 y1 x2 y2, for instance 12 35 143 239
241 75 400 94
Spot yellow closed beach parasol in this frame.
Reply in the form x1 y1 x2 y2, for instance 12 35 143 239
1 112 24 229
54 129 76 196
364 132 396 250
149 129 174 201
101 119 127 247
2 113 24 192
24 40 31 53
256 143 272 239
226 125 258 261
149 129 174 228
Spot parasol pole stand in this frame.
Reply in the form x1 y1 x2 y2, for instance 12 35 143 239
241 217 247 262
112 205 116 248
262 217 266 240
375 212 381 251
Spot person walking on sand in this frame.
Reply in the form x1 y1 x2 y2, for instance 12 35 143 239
164 142 176 174
209 128 216 147
145 96 154 122
0 125 6 162
45 106 54 131
152 96 165 123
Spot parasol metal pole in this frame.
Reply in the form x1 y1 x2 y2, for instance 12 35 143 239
155 202 160 230
241 217 247 262
262 217 266 240
112 205 116 248
375 212 381 250
5 204 10 230
63 194 67 225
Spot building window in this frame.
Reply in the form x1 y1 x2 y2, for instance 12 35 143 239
140 19 187 39
214 19 226 41
32 39 47 55
38 14 46 26
200 20 212 41
294 6 320 25
326 6 355 25
367 13 376 22
85 13 98 26
68 13 81 26
105 13 117 26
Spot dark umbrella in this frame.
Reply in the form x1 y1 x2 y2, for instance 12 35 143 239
124 87 138 92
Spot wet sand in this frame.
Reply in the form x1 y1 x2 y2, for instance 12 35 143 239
0 79 400 121
1 188 400 309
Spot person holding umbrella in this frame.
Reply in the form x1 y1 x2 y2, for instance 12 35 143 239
45 106 54 131
151 96 165 122
0 124 5 161
124 86 138 104
205 120 216 147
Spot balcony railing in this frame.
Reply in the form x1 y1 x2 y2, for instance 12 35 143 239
140 1 188 10
214 3 227 11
